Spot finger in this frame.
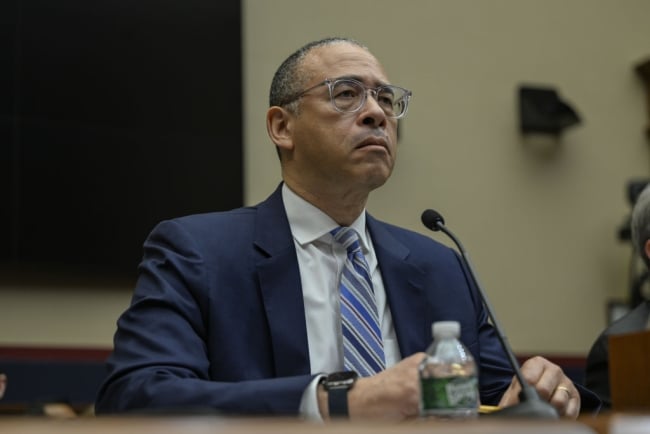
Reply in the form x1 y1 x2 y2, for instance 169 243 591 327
519 357 546 383
550 385 580 419
521 358 565 400
518 357 562 400
549 385 571 409
564 396 581 419
500 357 563 406
498 376 522 407
404 352 427 368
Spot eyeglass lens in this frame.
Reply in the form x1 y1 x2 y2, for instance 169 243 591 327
330 80 408 118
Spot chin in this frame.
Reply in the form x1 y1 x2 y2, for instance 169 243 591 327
365 172 391 191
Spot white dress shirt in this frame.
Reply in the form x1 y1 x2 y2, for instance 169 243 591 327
281 184 401 419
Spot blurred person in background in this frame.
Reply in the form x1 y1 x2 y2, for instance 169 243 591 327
585 183 650 409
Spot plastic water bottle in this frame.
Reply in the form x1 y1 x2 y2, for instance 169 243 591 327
419 321 479 419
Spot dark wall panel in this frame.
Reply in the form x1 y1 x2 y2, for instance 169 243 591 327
0 0 18 261
2 0 243 277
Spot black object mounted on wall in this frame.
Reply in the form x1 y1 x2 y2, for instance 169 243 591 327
518 85 581 135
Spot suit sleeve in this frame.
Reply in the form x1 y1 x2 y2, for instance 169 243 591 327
95 219 314 415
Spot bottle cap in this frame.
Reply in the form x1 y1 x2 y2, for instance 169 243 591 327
432 321 460 338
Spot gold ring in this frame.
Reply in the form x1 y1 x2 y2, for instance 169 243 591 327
556 386 571 398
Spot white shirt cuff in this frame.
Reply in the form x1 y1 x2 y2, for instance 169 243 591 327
299 374 327 422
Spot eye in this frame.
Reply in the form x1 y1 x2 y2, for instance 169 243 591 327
377 88 396 107
332 81 362 100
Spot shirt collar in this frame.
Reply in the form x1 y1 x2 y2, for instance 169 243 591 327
282 183 370 251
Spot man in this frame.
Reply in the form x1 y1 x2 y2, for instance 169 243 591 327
96 37 596 420
585 183 650 409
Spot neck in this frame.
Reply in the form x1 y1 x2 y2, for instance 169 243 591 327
283 179 368 226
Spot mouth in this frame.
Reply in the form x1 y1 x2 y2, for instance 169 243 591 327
355 136 390 153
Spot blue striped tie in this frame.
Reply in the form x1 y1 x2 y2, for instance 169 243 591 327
331 227 385 376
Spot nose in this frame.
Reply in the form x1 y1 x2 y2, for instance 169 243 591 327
360 89 387 127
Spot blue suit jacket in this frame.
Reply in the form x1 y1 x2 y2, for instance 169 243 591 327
95 185 595 414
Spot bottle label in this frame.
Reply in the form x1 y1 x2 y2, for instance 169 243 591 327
420 376 479 410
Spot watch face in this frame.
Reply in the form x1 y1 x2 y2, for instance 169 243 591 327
325 371 358 389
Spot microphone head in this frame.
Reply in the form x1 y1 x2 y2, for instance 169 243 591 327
421 209 445 231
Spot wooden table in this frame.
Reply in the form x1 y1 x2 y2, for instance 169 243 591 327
0 414 611 434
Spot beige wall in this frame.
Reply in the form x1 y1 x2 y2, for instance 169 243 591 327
243 0 650 354
1 0 650 355
0 284 132 347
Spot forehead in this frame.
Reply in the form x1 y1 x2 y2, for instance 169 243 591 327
302 43 389 85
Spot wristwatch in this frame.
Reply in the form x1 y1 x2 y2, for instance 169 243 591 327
321 371 358 418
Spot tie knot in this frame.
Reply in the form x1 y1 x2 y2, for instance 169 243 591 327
330 227 362 254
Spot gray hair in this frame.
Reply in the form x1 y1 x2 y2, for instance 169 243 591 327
269 37 368 113
631 183 650 267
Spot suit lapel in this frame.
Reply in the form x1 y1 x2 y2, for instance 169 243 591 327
254 186 311 376
367 216 431 357
250 189 432 375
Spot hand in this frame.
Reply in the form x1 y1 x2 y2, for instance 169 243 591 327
318 352 424 421
349 352 424 421
498 356 580 418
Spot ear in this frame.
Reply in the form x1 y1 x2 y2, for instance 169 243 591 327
266 106 294 154
644 239 650 263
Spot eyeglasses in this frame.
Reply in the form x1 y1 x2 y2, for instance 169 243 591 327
282 78 412 119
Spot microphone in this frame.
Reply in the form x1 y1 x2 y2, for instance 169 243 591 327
420 209 558 419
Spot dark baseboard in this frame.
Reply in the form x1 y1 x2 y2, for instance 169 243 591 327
0 346 111 410
0 346 587 411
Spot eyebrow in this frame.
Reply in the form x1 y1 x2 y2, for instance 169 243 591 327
332 75 390 88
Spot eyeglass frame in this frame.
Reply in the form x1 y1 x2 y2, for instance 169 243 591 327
279 77 412 119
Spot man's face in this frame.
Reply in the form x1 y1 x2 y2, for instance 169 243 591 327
285 43 399 195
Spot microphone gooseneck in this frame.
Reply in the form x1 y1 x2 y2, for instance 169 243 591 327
420 209 558 419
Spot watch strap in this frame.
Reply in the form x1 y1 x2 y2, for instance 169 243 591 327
328 387 349 417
